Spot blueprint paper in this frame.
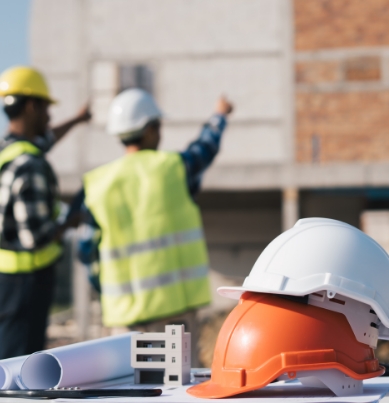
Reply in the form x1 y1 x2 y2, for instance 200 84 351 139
55 379 389 403
0 356 27 389
68 375 135 390
379 391 389 403
20 333 138 390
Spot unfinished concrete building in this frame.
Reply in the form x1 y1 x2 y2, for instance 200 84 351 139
30 0 389 313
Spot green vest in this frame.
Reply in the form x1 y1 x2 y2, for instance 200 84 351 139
84 150 211 327
0 141 62 273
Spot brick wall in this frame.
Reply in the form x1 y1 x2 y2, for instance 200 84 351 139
297 91 389 162
295 0 389 50
294 0 389 163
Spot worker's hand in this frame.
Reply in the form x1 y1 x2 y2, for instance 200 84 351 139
53 213 82 242
65 212 82 229
215 96 233 116
76 103 92 123
52 104 92 142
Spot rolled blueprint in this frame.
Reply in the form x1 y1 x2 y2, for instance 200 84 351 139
20 333 137 389
0 356 28 389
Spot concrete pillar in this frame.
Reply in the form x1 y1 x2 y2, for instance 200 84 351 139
71 230 91 341
282 188 299 231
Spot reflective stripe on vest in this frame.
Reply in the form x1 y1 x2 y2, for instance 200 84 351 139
0 242 62 273
102 264 208 296
100 228 203 262
84 150 211 326
0 141 41 170
0 141 62 273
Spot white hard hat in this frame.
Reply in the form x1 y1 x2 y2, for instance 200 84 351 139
218 217 389 333
106 88 162 137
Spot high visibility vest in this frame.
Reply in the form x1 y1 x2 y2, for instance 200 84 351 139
84 150 211 327
0 141 62 273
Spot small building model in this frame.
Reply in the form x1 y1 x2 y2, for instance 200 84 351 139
131 324 191 385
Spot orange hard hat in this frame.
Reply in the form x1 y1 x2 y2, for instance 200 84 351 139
187 293 384 399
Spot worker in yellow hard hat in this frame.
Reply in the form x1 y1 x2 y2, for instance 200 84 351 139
0 66 91 359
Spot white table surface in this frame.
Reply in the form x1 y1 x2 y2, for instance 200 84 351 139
0 377 388 403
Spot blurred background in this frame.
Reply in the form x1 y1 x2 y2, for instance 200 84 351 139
3 0 389 366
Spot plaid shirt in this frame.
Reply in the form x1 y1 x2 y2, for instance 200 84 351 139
0 133 59 251
78 114 227 290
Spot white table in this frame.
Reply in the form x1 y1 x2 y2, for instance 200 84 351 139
0 378 388 403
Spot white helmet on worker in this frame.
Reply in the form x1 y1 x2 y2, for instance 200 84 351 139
218 217 389 336
106 88 162 139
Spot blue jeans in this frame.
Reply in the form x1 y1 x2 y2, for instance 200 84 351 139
0 265 55 359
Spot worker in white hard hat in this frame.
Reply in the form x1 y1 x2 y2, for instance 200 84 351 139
0 66 91 359
78 88 233 366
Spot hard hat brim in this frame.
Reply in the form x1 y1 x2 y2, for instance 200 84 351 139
26 93 57 104
218 277 389 337
39 96 57 104
46 96 57 104
217 286 246 300
187 378 281 399
187 365 384 399
188 380 246 399
0 92 58 105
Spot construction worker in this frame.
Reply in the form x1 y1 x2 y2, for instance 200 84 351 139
79 88 233 366
0 66 91 359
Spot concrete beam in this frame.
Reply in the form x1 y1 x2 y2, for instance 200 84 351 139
58 162 389 195
202 162 389 191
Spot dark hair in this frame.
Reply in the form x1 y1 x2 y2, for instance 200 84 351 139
3 95 44 120
119 119 160 146
120 135 143 146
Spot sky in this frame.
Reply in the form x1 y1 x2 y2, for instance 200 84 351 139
0 0 31 135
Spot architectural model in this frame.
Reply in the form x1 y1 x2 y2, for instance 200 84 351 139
131 324 191 385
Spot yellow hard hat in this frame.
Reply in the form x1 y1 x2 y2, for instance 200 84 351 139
0 66 56 103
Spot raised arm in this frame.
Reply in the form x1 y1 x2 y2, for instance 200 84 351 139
180 96 233 196
51 104 92 143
